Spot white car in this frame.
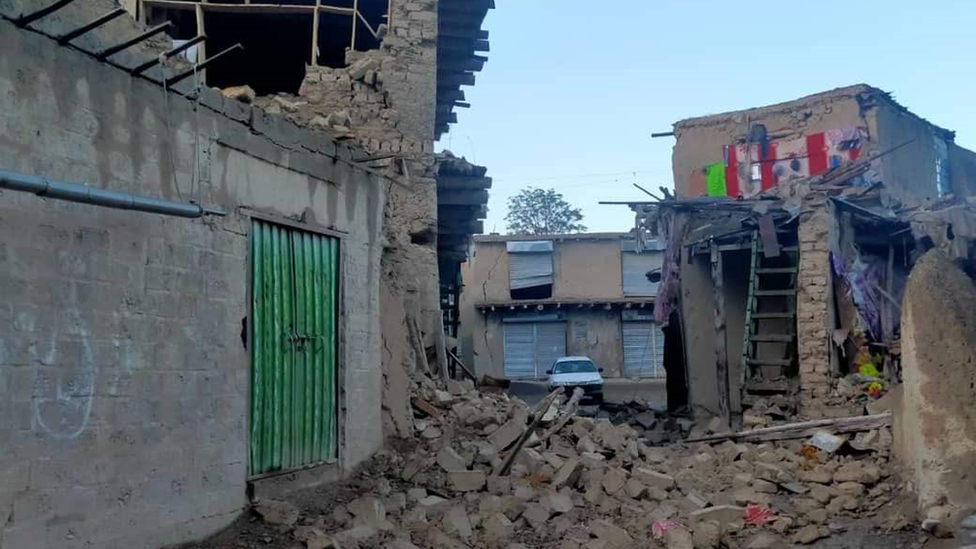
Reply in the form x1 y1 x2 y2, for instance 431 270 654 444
546 356 605 403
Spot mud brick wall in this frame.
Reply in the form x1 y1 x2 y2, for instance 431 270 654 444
796 200 833 416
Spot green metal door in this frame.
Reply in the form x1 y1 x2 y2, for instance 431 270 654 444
250 219 338 475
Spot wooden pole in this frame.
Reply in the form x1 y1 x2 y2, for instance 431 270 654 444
711 243 731 428
194 3 206 83
685 412 892 444
310 0 321 66
494 389 564 476
350 0 359 50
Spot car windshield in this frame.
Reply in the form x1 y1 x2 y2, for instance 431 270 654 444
552 360 597 374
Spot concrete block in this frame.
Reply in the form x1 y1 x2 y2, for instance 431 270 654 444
448 471 485 492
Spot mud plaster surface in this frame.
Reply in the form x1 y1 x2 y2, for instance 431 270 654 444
901 250 976 509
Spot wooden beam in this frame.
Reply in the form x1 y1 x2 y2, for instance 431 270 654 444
194 3 206 82
310 0 321 65
437 176 492 190
350 0 358 49
685 413 892 444
142 0 349 15
711 244 731 429
438 189 488 206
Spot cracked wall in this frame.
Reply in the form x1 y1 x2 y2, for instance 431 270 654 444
0 15 384 549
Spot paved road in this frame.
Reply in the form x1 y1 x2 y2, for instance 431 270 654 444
508 378 667 410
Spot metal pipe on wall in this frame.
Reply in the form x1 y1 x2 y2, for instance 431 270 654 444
0 168 226 218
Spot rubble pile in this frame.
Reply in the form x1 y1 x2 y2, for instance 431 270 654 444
207 378 909 549
250 49 403 147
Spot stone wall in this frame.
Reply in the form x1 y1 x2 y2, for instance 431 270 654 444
796 198 833 416
0 15 384 549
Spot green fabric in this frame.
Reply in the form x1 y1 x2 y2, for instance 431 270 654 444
705 162 727 197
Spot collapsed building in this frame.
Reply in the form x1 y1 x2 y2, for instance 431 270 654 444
612 84 976 516
0 0 490 547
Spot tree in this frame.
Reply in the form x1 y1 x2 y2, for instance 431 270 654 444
505 187 587 235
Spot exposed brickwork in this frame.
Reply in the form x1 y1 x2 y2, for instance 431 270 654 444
255 0 445 436
796 198 833 416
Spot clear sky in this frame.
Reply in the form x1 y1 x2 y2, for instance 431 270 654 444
436 0 976 234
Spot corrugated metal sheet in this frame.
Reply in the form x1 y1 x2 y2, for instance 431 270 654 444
503 323 536 379
509 252 553 290
506 240 553 253
535 323 566 375
502 322 566 379
622 321 665 378
250 220 338 476
622 251 662 297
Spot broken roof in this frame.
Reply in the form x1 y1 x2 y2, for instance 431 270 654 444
673 84 955 141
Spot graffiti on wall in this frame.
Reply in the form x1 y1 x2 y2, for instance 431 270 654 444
29 282 97 440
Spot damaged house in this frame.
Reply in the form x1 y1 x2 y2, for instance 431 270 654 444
0 0 490 547
614 84 976 513
458 233 668 382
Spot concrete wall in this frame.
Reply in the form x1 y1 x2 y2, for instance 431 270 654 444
672 89 875 199
554 241 624 299
0 16 384 549
900 250 976 513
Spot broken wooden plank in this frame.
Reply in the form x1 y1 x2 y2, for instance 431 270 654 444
493 388 564 476
684 412 892 444
411 396 443 421
758 214 781 258
537 387 585 445
711 243 731 429
447 348 479 387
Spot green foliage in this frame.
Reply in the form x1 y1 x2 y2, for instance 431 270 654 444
505 187 587 235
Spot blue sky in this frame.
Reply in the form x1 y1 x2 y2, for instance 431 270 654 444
437 0 976 233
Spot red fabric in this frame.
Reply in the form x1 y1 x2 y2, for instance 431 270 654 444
760 142 778 191
724 145 740 198
807 133 828 175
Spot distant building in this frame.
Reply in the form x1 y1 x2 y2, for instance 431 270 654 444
459 233 666 381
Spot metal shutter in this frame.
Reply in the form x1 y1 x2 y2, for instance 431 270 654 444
507 241 554 290
503 322 566 379
503 323 536 379
509 253 553 290
622 322 666 378
622 251 662 297
535 322 567 376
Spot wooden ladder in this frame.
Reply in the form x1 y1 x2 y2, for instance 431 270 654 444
741 231 799 399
